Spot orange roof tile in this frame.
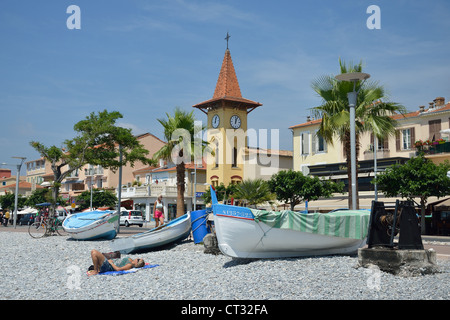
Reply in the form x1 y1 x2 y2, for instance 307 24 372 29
213 49 242 99
290 102 450 129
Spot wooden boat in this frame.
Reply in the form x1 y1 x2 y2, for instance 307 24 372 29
210 187 370 258
109 212 191 254
62 210 119 240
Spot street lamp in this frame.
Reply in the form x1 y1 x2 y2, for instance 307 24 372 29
11 157 26 228
335 72 370 210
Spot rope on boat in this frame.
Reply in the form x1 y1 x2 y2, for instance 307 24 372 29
191 214 209 233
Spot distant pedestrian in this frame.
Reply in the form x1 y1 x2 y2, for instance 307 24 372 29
4 210 10 226
154 195 165 228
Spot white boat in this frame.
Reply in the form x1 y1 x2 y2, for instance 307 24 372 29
210 187 370 258
110 212 191 254
62 210 119 240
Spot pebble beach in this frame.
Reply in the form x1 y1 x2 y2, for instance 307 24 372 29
0 231 449 301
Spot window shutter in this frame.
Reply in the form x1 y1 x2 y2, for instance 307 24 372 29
410 127 415 147
396 131 400 151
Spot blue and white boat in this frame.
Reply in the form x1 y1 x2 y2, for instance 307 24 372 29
62 210 119 240
210 186 370 258
109 212 191 254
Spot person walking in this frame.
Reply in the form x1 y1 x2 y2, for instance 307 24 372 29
154 195 165 228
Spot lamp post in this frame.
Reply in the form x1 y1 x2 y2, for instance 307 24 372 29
12 157 26 228
335 72 370 210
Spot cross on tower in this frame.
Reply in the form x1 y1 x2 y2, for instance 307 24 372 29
225 32 230 49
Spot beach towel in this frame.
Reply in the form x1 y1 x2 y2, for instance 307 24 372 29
88 263 159 276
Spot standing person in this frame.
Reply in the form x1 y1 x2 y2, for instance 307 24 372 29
154 195 164 228
4 210 10 226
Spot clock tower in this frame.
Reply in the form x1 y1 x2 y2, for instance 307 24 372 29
193 40 262 187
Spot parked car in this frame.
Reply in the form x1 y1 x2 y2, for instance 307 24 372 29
19 213 35 226
120 210 144 227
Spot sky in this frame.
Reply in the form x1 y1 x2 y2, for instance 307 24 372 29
1 0 449 168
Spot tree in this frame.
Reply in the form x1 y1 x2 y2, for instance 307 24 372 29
0 193 26 212
25 188 66 208
374 154 450 234
154 108 210 218
231 179 275 207
268 169 344 211
76 188 118 211
30 110 155 218
201 183 238 204
311 59 405 209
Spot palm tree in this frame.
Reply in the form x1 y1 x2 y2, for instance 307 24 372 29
154 108 210 218
311 59 406 209
232 179 275 207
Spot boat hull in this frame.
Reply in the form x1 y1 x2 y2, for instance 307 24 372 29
110 212 191 254
213 203 368 259
62 210 119 241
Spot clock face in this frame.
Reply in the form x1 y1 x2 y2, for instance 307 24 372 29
211 114 220 128
230 115 241 129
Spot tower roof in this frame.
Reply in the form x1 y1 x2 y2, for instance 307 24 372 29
213 49 242 99
193 49 262 114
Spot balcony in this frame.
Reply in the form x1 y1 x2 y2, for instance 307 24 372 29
416 141 450 155
363 148 390 160
120 184 181 198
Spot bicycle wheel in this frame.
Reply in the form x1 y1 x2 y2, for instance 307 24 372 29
54 219 68 236
28 222 47 238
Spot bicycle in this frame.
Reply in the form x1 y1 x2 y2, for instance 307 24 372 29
28 216 68 238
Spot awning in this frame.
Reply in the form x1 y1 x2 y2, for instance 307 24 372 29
431 197 450 210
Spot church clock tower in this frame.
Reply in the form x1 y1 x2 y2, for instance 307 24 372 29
193 35 262 187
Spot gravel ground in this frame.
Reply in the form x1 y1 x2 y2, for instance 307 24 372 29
0 232 449 301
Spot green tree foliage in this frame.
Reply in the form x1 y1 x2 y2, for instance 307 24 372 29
374 154 450 234
0 193 26 211
30 110 155 217
201 183 238 204
311 59 405 208
75 188 118 211
154 108 210 217
268 169 344 211
25 188 66 208
231 179 275 207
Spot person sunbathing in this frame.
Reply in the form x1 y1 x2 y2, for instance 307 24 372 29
88 249 145 275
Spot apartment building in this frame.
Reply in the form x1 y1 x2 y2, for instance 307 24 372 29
289 96 450 210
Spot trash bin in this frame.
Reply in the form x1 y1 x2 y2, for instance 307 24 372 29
191 209 211 244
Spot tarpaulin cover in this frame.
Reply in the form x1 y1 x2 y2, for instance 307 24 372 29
251 209 370 240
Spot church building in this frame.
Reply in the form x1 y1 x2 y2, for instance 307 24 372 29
193 36 292 188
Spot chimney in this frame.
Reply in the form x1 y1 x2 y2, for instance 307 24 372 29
306 116 311 122
429 102 434 109
419 105 425 113
434 97 445 107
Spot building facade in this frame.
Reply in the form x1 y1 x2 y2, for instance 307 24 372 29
289 96 450 210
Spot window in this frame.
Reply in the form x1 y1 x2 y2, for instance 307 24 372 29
396 127 415 151
402 129 411 150
313 131 327 153
214 141 219 168
232 137 238 167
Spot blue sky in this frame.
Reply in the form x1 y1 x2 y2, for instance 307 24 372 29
1 0 449 166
